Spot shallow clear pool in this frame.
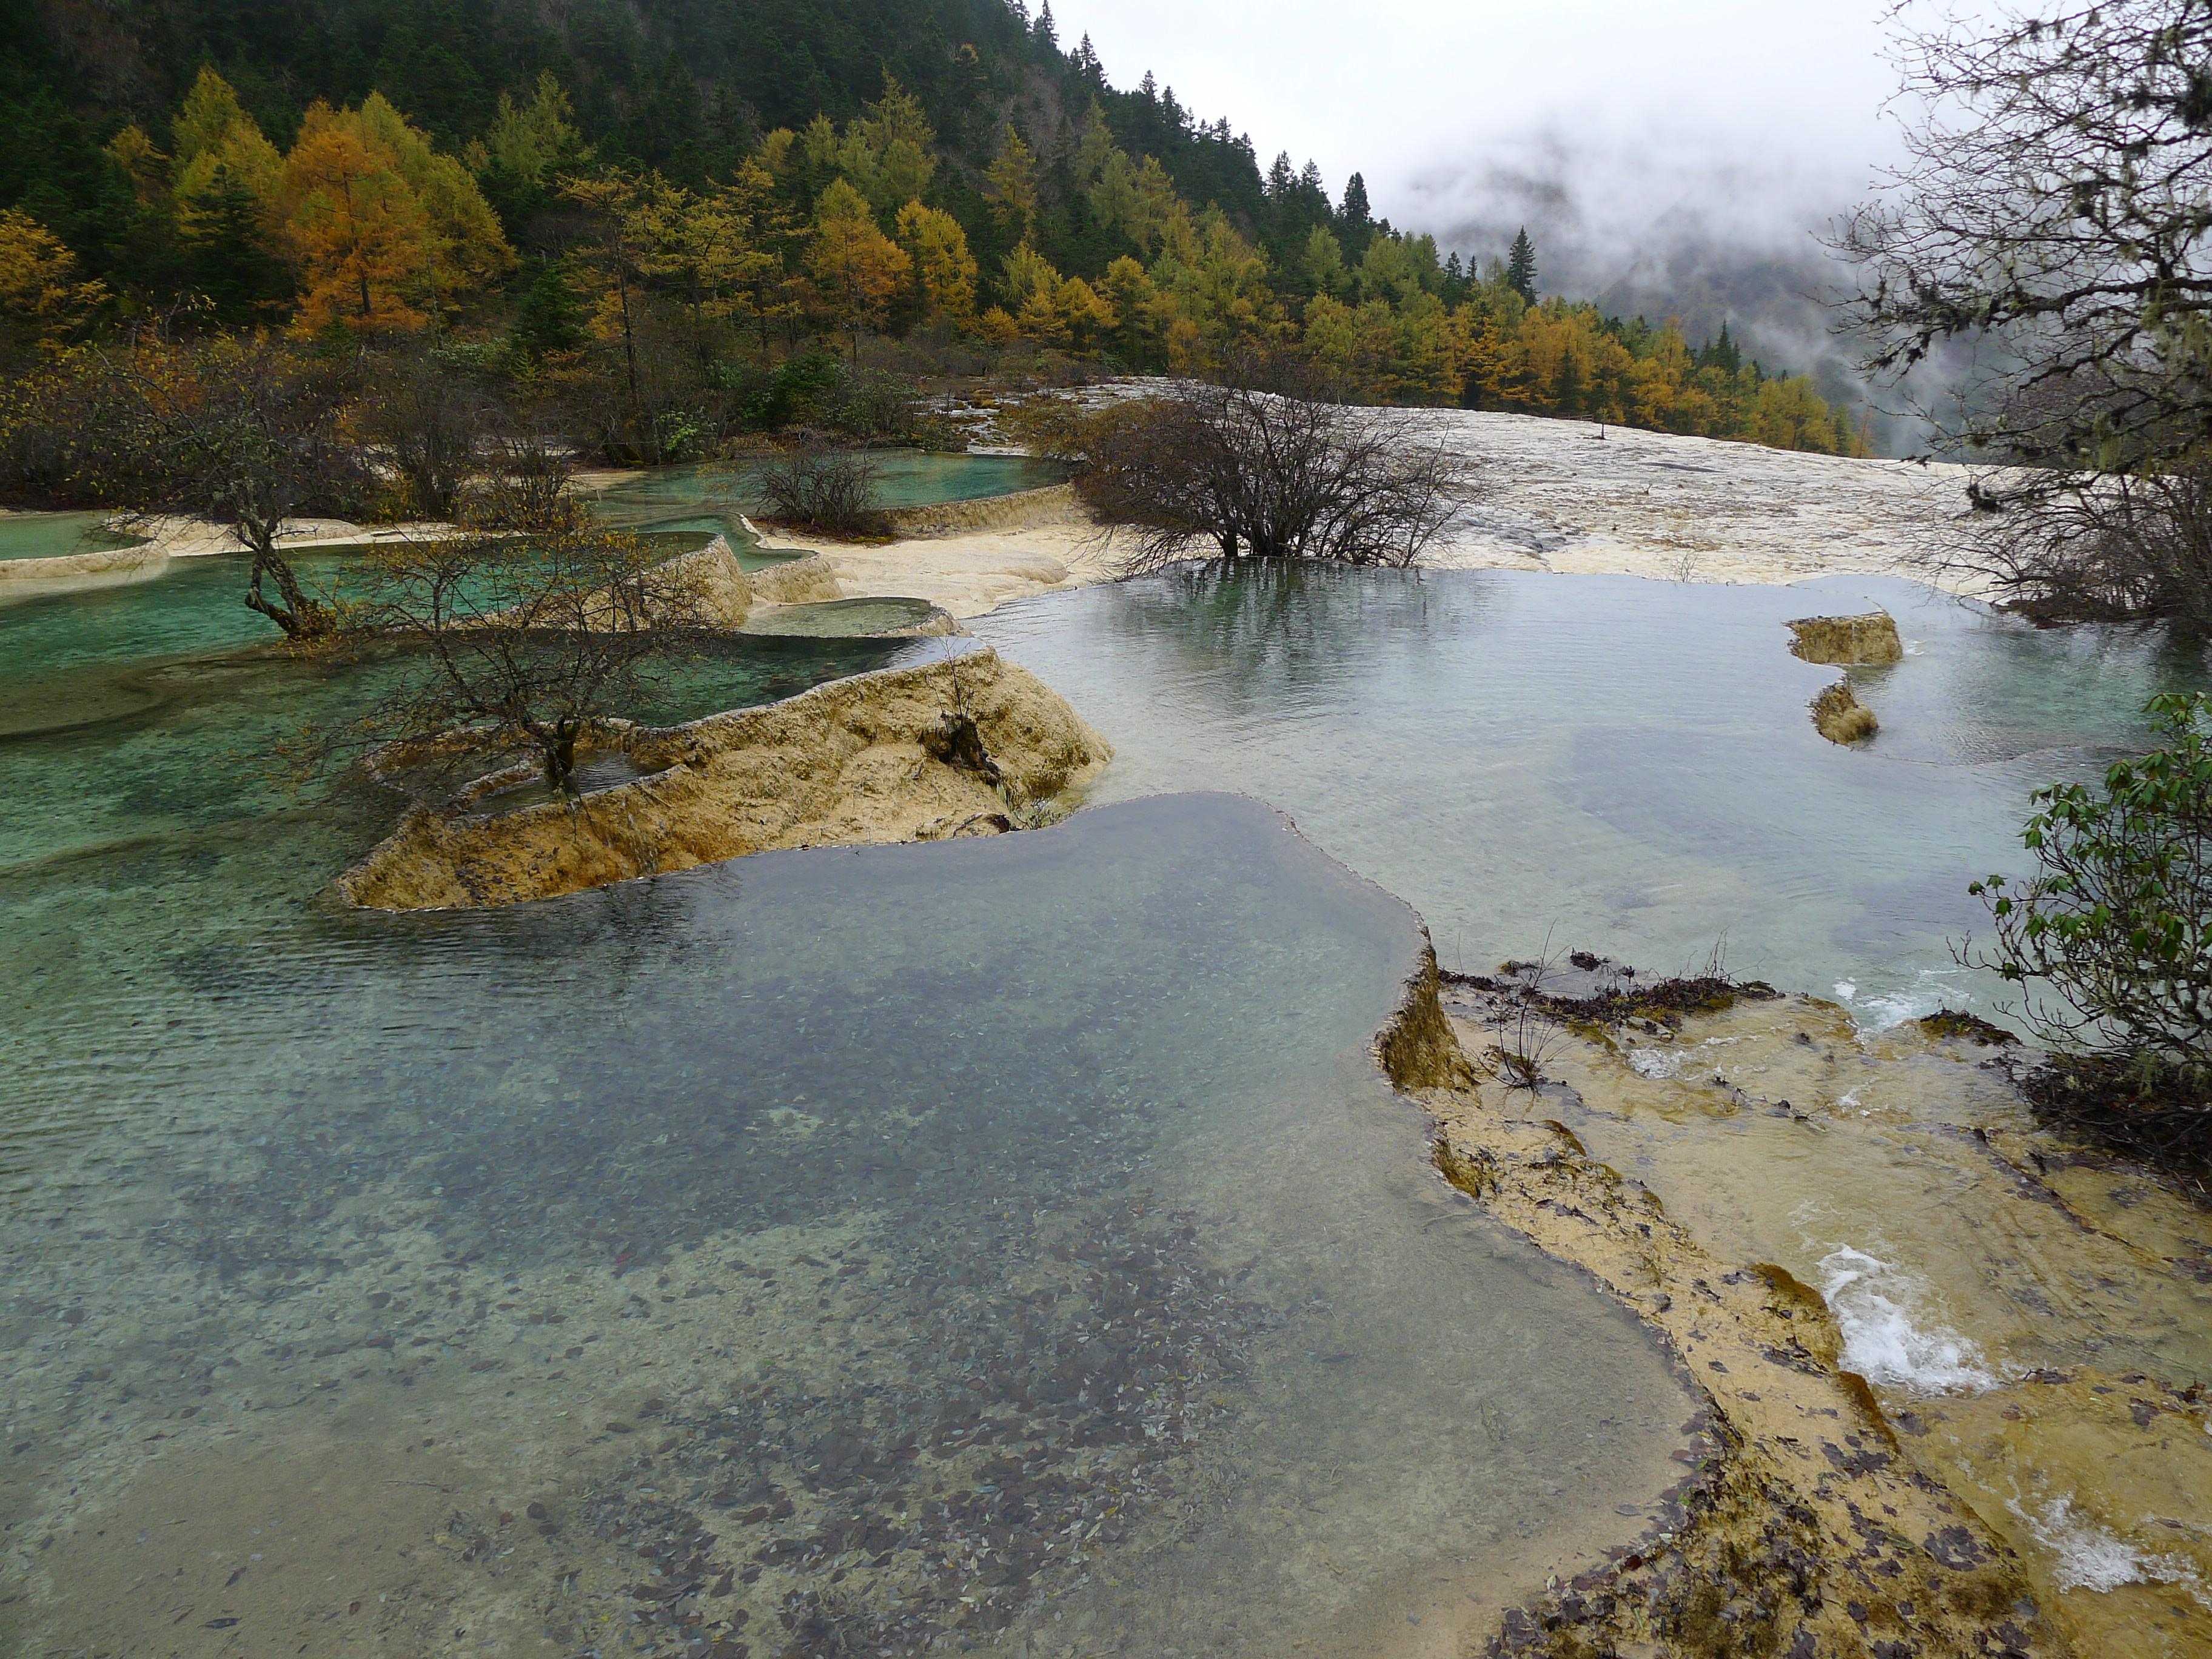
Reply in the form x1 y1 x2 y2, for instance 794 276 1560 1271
0 508 144 561
970 564 2207 1025
0 793 1692 1657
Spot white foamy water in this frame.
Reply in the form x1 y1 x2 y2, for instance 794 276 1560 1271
1624 1047 1680 1080
2011 1496 2200 1596
1815 1243 2001 1395
1832 967 1977 1032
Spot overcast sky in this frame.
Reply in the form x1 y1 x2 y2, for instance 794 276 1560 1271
1050 0 1917 281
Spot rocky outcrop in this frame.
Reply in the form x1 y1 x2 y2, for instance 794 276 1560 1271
1812 679 1879 745
743 552 845 605
1393 973 2065 1659
1787 611 1904 665
0 543 164 600
879 482 1083 540
336 649 1110 910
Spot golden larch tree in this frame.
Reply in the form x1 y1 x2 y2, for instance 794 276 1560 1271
807 179 910 357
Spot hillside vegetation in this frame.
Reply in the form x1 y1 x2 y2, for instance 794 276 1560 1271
1 0 1868 471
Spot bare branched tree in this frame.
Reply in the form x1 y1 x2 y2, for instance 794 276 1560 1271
118 338 369 638
1075 364 1475 574
468 428 585 534
1954 457 2212 637
362 353 494 523
1838 1 2212 475
363 528 708 796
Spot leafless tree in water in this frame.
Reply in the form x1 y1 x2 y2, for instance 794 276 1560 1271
361 528 710 796
1946 458 2212 638
1075 358 1475 574
115 338 369 638
757 446 883 537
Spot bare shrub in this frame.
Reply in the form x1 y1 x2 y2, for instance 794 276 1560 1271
1948 460 2212 640
361 354 492 523
1487 942 1567 1091
468 431 582 534
757 447 884 538
1075 371 1476 574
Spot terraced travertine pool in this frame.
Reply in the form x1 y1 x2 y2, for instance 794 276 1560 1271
973 561 2199 1021
586 452 1067 545
7 543 2212 1657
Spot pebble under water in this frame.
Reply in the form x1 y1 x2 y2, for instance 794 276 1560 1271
1 791 1694 1658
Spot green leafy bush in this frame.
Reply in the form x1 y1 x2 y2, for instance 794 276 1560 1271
1968 691 2212 1087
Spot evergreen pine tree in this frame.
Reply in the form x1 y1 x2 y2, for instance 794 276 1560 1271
509 261 588 360
1033 1 1056 49
1698 321 1741 376
178 163 290 322
1339 171 1372 252
1505 227 1537 302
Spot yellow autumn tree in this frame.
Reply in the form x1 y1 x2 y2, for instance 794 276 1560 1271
171 69 285 233
0 210 107 357
1000 242 1065 341
807 178 910 356
984 124 1038 238
354 93 516 298
278 95 512 332
837 80 937 215
107 126 168 204
893 201 976 323
1056 276 1115 349
280 102 431 333
628 163 788 350
467 72 587 189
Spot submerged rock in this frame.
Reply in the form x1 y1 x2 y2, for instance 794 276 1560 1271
334 649 1110 910
1788 611 1904 665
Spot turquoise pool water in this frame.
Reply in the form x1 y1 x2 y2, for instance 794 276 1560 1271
0 532 717 680
971 565 2205 1027
0 508 144 561
18 550 2197 1655
589 451 1066 549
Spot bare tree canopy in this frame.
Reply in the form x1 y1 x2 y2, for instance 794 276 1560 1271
756 446 885 537
111 338 369 637
1962 457 2212 634
363 528 708 796
1076 374 1475 575
1838 0 2212 475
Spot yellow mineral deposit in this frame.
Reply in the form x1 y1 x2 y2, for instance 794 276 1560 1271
1382 959 2212 1659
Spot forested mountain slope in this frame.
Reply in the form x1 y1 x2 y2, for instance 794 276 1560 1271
1 0 1868 454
